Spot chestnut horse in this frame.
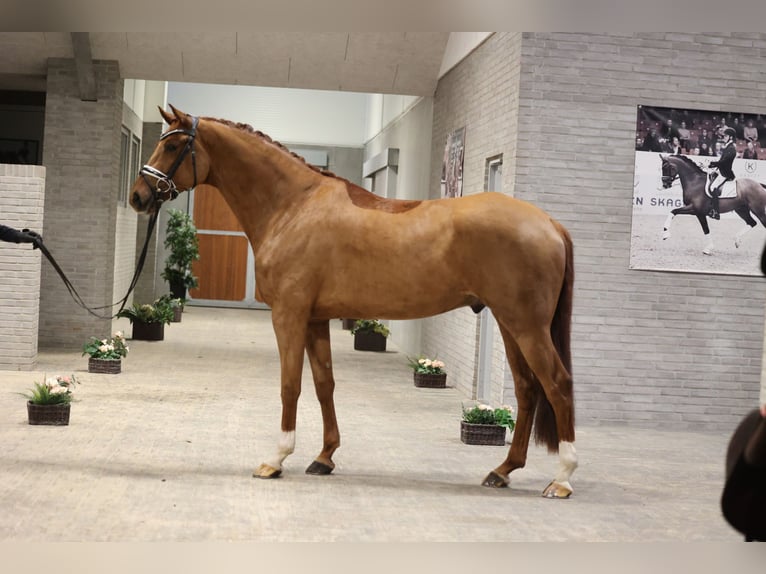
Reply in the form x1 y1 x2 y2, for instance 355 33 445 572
131 105 577 498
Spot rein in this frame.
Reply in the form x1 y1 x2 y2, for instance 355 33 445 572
40 116 201 319
38 209 160 320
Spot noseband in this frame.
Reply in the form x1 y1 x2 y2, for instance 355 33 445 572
139 115 199 204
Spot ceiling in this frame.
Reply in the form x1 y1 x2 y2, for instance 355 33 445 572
0 32 451 96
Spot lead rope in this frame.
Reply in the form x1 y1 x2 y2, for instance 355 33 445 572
37 208 161 320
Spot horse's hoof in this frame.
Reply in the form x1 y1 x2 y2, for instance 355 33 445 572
305 460 334 475
702 248 712 256
542 480 572 499
662 232 670 240
253 463 282 479
481 471 509 488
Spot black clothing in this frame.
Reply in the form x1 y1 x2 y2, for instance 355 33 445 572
710 141 737 180
641 133 662 153
721 409 766 541
0 224 41 247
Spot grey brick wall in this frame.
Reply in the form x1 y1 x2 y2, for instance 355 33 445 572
0 164 45 369
39 59 124 348
426 32 766 431
425 33 523 403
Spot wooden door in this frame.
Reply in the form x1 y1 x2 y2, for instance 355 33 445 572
188 184 264 307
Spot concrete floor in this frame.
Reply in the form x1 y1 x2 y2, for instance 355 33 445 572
0 306 741 541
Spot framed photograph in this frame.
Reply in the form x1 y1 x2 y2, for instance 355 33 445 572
440 127 465 199
630 105 766 276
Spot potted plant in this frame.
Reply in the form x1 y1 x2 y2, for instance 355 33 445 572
460 402 516 446
157 293 184 323
23 374 80 426
161 208 200 301
82 331 129 374
117 296 176 341
351 319 390 352
407 356 447 388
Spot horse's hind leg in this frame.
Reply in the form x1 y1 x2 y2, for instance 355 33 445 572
733 206 757 248
514 326 577 499
481 325 538 489
304 320 340 475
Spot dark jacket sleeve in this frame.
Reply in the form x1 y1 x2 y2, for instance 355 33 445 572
0 224 34 244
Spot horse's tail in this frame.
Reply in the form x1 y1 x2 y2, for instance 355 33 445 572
533 220 575 453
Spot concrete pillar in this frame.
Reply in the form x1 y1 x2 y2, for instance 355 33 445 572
39 58 123 348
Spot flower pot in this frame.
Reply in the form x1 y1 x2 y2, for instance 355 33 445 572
341 318 357 330
460 421 506 446
413 372 447 388
27 401 71 426
168 276 187 300
131 320 165 341
353 331 386 352
88 357 121 374
172 306 183 323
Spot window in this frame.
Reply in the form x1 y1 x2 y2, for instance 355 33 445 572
118 128 142 207
118 128 130 206
485 155 503 192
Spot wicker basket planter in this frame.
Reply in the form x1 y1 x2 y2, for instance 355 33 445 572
460 421 506 446
413 372 447 388
353 331 387 352
27 402 71 426
88 357 121 374
171 306 183 323
131 320 165 341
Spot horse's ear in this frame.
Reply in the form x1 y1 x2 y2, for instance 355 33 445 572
158 106 175 125
168 104 192 128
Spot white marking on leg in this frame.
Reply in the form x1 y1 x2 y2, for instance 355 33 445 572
735 225 751 248
662 213 674 240
263 430 296 471
554 441 578 489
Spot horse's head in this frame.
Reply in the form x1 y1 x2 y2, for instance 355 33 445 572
659 154 678 189
130 105 210 213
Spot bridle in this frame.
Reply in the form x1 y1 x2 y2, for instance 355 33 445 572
661 159 678 189
139 115 199 204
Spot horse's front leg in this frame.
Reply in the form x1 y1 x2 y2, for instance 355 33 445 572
253 308 308 479
662 205 697 240
697 213 714 255
304 320 340 475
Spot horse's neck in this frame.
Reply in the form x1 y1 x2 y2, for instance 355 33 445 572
201 123 323 246
676 162 705 190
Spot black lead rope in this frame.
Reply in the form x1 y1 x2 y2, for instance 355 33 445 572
37 209 161 320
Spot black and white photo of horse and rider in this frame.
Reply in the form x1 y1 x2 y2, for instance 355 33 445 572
630 105 766 275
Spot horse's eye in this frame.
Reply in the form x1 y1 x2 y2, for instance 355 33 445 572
164 142 178 153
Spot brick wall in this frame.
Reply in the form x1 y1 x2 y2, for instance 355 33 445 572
426 32 766 430
0 164 45 369
425 33 523 402
39 58 124 348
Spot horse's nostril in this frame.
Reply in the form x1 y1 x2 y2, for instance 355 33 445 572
132 191 142 209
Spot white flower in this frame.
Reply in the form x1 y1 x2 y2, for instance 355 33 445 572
418 358 427 365
433 360 445 369
478 403 492 411
98 345 109 353
49 385 68 395
114 331 123 339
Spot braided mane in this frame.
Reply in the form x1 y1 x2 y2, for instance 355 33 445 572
203 116 339 179
671 154 706 175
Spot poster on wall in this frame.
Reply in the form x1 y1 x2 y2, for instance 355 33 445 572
630 105 766 276
441 127 465 198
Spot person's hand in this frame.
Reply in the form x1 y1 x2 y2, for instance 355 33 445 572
21 229 42 249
